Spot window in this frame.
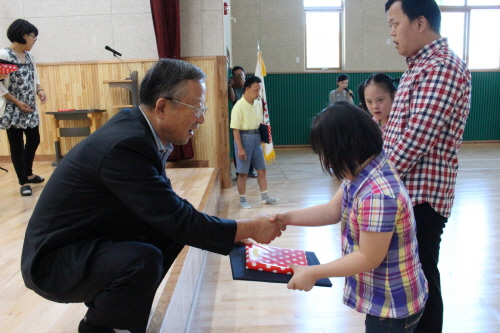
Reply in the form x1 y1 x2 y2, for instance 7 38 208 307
440 1 500 69
304 1 343 70
304 0 342 7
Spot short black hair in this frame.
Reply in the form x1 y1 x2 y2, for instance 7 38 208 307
140 58 206 108
359 73 399 110
7 19 38 44
310 101 383 180
385 0 441 34
244 75 261 90
336 74 349 83
231 66 244 76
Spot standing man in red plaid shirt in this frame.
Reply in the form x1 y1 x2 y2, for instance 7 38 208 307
384 1 471 332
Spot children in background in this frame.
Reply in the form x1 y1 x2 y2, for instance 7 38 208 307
358 73 399 133
271 102 427 333
329 74 354 104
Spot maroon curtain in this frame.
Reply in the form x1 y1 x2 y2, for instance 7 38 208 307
150 0 194 161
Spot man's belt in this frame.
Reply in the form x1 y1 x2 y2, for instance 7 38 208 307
239 129 259 134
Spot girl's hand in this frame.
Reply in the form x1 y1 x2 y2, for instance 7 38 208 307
287 264 316 291
269 213 287 231
38 89 48 105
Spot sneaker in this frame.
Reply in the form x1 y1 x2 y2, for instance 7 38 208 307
248 171 258 178
262 197 278 204
239 201 251 209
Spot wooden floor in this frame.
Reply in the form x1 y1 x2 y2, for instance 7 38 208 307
187 143 500 333
1 143 499 333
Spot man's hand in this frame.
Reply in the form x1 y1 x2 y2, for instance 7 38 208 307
234 238 253 246
234 214 284 244
251 214 282 244
287 264 316 291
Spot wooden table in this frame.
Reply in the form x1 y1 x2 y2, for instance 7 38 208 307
46 109 105 165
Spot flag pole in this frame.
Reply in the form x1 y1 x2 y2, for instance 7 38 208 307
254 46 275 165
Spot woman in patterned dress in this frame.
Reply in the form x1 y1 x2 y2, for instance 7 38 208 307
0 19 47 196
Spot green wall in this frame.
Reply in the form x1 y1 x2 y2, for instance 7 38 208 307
262 72 500 145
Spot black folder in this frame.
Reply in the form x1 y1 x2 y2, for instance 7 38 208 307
0 59 28 67
229 245 332 287
0 59 16 65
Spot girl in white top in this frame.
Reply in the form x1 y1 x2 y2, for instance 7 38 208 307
329 74 354 105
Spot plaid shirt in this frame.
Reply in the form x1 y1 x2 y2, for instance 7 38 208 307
341 152 428 318
383 38 471 218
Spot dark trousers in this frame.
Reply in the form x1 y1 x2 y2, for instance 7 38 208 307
53 240 184 333
6 126 40 185
413 203 447 333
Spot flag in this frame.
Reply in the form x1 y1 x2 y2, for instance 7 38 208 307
255 51 275 164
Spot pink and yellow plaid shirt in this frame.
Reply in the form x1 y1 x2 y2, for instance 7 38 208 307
341 152 427 318
383 38 471 218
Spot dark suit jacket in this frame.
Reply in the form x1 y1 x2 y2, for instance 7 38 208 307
21 106 236 296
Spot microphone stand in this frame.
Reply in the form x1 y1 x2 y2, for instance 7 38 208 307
113 54 133 80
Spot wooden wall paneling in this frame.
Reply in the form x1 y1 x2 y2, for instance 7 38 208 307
191 58 218 164
0 58 230 190
215 56 230 190
184 56 231 189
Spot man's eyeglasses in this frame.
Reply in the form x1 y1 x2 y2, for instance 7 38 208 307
166 98 208 119
28 34 37 42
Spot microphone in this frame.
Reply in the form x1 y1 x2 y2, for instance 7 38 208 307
105 45 122 56
105 45 132 79
345 88 355 98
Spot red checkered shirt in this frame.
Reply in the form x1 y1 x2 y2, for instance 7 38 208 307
383 38 471 218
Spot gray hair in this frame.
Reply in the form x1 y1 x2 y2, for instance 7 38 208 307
139 58 206 108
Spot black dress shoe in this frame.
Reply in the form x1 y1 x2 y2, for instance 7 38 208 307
78 317 115 333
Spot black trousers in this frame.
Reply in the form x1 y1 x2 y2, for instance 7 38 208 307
413 203 447 333
6 126 40 185
53 240 184 333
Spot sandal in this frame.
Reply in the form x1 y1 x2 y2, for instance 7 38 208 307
27 175 45 183
20 185 32 196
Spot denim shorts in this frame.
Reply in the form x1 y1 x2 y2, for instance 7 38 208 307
365 308 424 333
234 133 265 174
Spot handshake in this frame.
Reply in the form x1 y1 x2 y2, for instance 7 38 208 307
234 213 287 245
